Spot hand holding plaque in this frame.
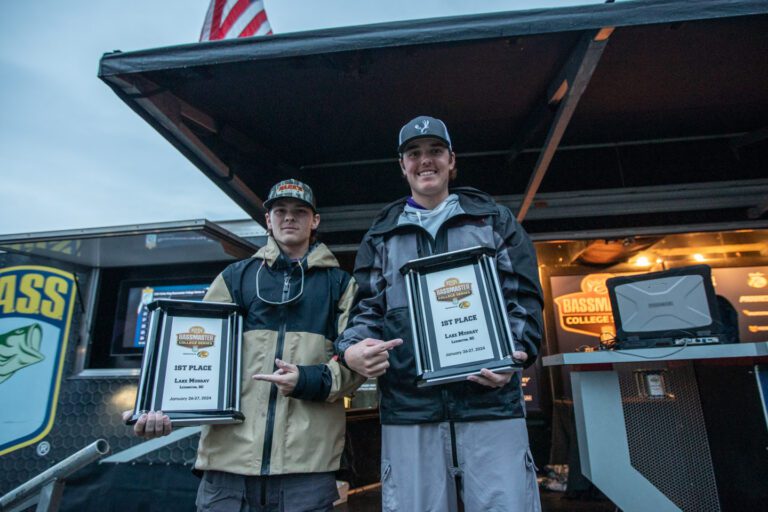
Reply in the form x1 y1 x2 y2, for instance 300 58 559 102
122 409 172 438
126 299 244 426
401 246 522 387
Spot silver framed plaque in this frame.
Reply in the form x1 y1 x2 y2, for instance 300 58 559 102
126 299 244 426
401 246 520 387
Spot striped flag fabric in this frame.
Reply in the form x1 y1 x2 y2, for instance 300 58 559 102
199 0 272 41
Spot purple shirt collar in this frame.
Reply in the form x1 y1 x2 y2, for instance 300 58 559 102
406 197 428 210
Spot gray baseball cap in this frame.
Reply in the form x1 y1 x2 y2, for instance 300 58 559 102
397 116 452 153
263 179 316 212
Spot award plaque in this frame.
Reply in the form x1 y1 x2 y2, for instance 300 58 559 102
401 246 520 387
127 299 244 426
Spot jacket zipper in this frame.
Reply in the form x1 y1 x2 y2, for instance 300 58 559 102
412 226 451 420
260 266 293 475
417 229 434 257
421 216 468 419
434 213 466 253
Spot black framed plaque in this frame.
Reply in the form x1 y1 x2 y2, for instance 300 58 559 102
401 246 520 387
126 299 244 426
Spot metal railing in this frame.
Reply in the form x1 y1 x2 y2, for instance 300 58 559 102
0 439 110 512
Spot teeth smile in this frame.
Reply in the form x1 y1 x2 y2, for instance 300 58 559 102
418 171 436 176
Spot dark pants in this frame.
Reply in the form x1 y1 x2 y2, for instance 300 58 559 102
196 470 338 512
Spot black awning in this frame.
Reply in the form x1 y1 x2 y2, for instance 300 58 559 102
98 0 768 232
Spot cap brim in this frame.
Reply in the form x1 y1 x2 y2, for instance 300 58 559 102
263 197 316 212
398 135 451 153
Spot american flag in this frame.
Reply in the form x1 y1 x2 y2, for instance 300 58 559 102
199 0 272 41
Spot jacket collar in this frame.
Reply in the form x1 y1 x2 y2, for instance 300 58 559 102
368 187 499 236
254 237 340 269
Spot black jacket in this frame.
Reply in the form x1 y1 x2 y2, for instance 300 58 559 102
336 188 543 424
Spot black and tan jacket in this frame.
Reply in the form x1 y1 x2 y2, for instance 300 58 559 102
195 238 363 476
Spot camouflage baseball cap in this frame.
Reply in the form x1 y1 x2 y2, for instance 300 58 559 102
264 179 317 212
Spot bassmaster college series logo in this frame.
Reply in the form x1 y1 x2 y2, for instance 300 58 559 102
0 266 76 456
554 273 616 338
176 326 216 352
434 278 472 307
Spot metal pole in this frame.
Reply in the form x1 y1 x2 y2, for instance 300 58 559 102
0 439 110 511
35 480 65 512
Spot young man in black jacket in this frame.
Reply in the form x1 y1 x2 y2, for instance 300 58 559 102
336 117 544 511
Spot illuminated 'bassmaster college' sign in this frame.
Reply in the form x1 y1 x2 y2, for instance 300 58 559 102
553 273 616 338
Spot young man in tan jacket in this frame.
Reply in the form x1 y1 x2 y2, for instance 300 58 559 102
128 179 364 512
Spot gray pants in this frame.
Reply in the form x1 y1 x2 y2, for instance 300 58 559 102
195 470 338 512
381 418 541 512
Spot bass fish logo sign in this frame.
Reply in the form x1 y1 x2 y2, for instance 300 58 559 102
0 266 76 456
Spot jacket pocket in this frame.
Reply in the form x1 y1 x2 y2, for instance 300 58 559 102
195 473 245 511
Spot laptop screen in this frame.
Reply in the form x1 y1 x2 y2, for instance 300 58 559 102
607 265 719 342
